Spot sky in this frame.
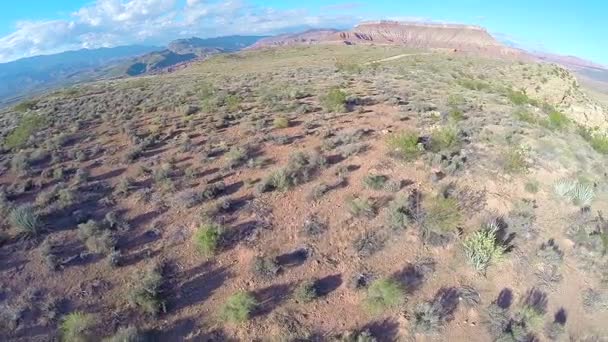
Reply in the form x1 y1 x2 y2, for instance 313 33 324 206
0 0 606 64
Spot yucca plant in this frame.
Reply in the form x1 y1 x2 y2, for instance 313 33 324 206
553 179 594 207
463 222 506 273
9 205 43 237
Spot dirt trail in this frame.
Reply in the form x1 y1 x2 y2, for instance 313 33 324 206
366 52 434 64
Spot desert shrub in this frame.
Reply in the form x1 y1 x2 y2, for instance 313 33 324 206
226 145 249 168
309 182 330 200
78 220 115 254
524 180 540 193
103 326 142 342
582 288 608 312
346 196 375 218
40 237 60 270
221 292 257 323
295 280 318 303
4 113 46 150
335 59 362 74
321 87 347 113
411 302 442 334
458 78 490 91
365 278 404 314
386 131 421 160
9 205 42 237
193 222 222 256
179 105 199 116
429 126 460 152
463 222 506 273
252 256 281 279
10 152 30 174
174 190 204 209
258 151 326 192
546 111 570 131
585 132 608 154
354 231 386 257
412 289 460 334
553 179 594 207
483 304 510 337
506 89 531 105
386 194 417 230
60 312 94 342
535 240 564 286
513 107 537 124
502 145 530 174
114 177 135 197
202 181 226 200
128 263 166 316
301 214 327 236
273 116 290 129
422 196 462 234
362 174 388 190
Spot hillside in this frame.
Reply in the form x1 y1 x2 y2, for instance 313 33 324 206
1 45 608 341
0 36 267 104
0 45 160 104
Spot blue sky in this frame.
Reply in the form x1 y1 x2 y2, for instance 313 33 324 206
0 0 605 64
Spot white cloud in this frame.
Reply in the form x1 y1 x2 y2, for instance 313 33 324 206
0 0 358 62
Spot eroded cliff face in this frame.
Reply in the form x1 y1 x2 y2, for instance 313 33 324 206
250 21 523 58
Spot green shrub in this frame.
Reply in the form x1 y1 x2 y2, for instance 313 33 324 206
128 264 166 316
78 220 116 255
458 78 490 91
423 196 461 233
60 312 94 342
221 292 257 323
362 174 388 190
502 145 529 174
463 222 506 273
586 132 608 154
513 108 537 124
9 205 42 237
335 59 362 74
193 222 222 256
295 280 318 303
364 279 404 314
346 196 375 218
273 116 289 129
252 256 281 279
321 87 347 113
4 113 47 150
506 90 531 105
429 126 460 152
386 195 413 230
258 151 326 192
546 111 570 131
386 131 421 160
524 180 540 193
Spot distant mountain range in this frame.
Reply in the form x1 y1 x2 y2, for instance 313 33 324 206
0 35 266 104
